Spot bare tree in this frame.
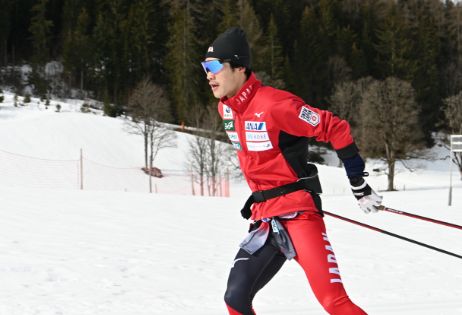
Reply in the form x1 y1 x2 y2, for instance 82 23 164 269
187 104 231 196
187 105 208 196
330 77 374 131
330 77 373 166
204 106 229 196
360 77 424 191
125 78 176 190
444 91 462 179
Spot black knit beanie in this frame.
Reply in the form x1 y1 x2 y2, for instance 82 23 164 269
205 27 251 68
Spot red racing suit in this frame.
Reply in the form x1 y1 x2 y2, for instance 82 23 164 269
218 73 358 220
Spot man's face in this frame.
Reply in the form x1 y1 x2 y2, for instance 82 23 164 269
203 58 245 99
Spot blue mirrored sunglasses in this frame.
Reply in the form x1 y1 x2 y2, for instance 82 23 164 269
201 59 231 74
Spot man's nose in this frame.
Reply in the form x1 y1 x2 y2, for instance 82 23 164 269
206 71 215 80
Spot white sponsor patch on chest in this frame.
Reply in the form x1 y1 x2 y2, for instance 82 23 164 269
232 142 242 150
245 121 267 131
247 141 273 151
226 131 239 142
223 104 233 119
299 106 320 126
245 131 269 142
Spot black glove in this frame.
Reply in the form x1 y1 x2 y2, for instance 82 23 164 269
241 207 251 219
240 195 254 219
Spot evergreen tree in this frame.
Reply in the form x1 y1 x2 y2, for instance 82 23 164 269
403 0 444 145
217 0 238 32
445 3 462 95
0 0 13 66
260 14 285 88
29 0 53 65
124 0 163 86
291 5 328 104
375 1 416 80
237 0 266 71
165 0 202 124
62 6 92 92
92 0 129 113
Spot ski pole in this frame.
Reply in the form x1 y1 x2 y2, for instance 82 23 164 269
378 206 462 231
324 211 462 260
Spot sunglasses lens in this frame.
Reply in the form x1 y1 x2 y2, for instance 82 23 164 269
201 60 224 74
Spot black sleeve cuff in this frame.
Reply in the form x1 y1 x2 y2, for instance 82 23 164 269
336 142 359 160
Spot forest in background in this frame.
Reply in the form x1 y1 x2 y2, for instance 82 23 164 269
0 0 462 167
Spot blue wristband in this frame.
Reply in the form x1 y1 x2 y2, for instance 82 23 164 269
342 154 365 178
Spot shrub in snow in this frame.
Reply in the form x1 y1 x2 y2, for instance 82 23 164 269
24 94 31 103
56 104 61 112
81 103 91 113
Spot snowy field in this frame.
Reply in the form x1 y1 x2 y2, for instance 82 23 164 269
0 92 461 315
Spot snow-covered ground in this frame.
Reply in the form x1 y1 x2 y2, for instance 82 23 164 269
0 91 461 314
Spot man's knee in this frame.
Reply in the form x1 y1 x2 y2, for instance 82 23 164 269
224 287 243 311
224 287 254 315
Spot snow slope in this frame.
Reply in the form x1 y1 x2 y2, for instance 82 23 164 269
0 92 461 314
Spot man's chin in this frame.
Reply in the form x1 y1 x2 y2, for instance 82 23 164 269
212 90 223 99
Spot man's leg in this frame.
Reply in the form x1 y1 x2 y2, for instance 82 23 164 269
282 212 367 315
224 240 286 315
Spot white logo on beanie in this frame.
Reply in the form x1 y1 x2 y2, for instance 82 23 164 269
208 46 214 52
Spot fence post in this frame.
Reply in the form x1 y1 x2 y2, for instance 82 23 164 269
449 135 462 206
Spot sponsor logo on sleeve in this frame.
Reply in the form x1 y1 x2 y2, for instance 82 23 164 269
244 121 267 131
226 131 239 142
247 141 273 152
223 105 233 119
299 106 320 127
223 120 235 131
245 131 269 142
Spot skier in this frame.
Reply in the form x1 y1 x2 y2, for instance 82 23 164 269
201 27 382 315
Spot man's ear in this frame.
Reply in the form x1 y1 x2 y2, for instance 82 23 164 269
236 66 246 73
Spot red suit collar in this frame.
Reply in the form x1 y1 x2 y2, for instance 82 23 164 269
221 73 261 113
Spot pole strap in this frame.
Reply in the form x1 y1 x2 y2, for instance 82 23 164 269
378 206 462 231
324 211 462 260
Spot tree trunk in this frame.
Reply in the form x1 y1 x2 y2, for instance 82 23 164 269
149 131 154 193
387 159 395 191
385 142 395 191
144 126 148 169
80 68 84 91
212 174 216 196
3 39 7 66
200 173 204 196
